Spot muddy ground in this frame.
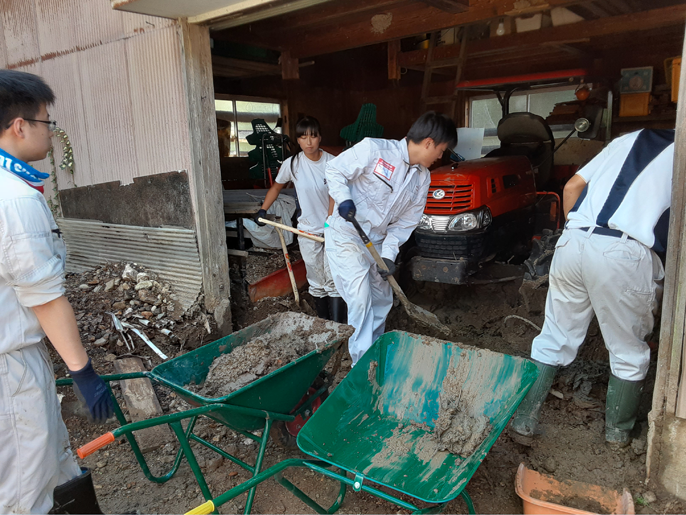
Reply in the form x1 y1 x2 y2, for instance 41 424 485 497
54 256 686 514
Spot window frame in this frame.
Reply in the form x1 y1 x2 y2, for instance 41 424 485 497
214 94 283 158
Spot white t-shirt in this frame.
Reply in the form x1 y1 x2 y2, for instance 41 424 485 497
566 129 674 251
275 150 333 234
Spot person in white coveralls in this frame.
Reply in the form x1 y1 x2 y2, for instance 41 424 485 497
0 70 112 514
324 112 457 365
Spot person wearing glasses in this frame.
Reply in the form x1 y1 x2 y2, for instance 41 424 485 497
0 70 112 513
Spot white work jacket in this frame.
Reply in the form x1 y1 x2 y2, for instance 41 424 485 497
0 171 66 354
326 138 431 262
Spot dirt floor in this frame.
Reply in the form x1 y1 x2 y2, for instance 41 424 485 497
53 256 686 514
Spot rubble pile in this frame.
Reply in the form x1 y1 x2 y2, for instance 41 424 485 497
65 263 218 365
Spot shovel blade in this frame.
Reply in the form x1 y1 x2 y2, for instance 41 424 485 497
404 302 451 336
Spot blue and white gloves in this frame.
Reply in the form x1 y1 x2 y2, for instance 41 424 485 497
70 359 114 423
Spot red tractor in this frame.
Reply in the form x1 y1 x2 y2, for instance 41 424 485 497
409 70 605 284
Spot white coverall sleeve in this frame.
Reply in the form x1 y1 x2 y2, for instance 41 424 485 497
380 178 429 262
0 196 65 307
325 139 372 205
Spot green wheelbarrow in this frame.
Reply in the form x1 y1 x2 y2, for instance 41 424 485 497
186 331 539 514
64 313 353 514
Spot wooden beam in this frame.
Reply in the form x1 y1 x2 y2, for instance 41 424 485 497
646 21 686 484
388 39 401 80
247 0 595 58
421 0 469 14
398 5 686 69
281 51 299 80
179 21 232 334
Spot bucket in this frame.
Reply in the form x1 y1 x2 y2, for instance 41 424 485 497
515 463 635 515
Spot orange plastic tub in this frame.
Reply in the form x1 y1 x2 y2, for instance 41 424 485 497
515 463 635 515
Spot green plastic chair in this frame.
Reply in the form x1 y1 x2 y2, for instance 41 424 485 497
340 103 384 147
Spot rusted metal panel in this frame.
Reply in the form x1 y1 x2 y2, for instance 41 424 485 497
35 0 124 59
125 25 192 177
58 218 203 311
77 40 139 186
0 12 8 69
41 53 92 191
1 0 40 68
121 11 174 36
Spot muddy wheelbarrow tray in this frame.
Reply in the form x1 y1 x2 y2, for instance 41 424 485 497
189 331 539 514
63 313 351 514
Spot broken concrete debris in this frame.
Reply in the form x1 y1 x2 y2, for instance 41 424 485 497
65 262 220 366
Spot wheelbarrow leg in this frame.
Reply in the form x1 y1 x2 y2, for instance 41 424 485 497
460 490 475 514
243 418 273 515
170 421 214 507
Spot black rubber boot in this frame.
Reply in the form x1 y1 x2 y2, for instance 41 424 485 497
606 374 644 447
50 468 104 514
314 296 331 319
328 296 348 324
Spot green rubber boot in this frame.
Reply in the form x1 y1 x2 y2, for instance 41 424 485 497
511 360 558 437
605 374 644 447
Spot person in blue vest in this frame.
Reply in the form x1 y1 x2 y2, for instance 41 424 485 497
0 70 112 513
511 129 674 448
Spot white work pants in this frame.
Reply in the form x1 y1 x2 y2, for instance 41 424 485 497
325 223 393 365
298 234 339 298
531 228 663 381
0 342 81 514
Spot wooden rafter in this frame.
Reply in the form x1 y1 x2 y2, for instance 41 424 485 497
397 5 686 69
421 0 470 14
216 0 597 57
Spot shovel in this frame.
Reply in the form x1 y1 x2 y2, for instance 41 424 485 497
257 217 324 243
347 215 451 336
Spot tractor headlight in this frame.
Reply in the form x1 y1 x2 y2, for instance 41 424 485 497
448 212 478 232
418 214 432 230
447 207 493 232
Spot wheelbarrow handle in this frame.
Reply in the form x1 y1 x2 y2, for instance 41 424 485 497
77 432 115 458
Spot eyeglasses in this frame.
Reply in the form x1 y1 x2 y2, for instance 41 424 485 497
24 119 58 131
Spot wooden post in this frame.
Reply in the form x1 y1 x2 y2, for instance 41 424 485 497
178 20 232 335
646 20 686 487
281 51 300 80
388 39 401 81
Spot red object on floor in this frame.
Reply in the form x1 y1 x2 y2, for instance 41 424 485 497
248 258 307 302
285 387 324 436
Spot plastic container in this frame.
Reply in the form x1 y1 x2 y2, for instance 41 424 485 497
515 463 635 515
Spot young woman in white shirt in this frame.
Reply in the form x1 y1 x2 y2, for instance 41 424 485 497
255 116 346 322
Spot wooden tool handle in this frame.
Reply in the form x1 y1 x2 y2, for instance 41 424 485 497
347 217 409 304
257 218 324 242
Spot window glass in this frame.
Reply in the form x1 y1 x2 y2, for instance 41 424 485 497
214 99 281 157
470 87 578 155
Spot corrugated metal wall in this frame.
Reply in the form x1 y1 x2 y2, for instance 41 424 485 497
0 0 191 199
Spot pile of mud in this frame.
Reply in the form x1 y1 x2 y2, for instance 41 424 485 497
199 331 316 397
197 314 353 398
433 355 492 457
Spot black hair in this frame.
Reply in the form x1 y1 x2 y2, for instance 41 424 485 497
0 70 55 133
406 111 457 149
290 116 322 176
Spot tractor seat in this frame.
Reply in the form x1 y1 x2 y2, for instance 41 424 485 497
485 112 554 187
